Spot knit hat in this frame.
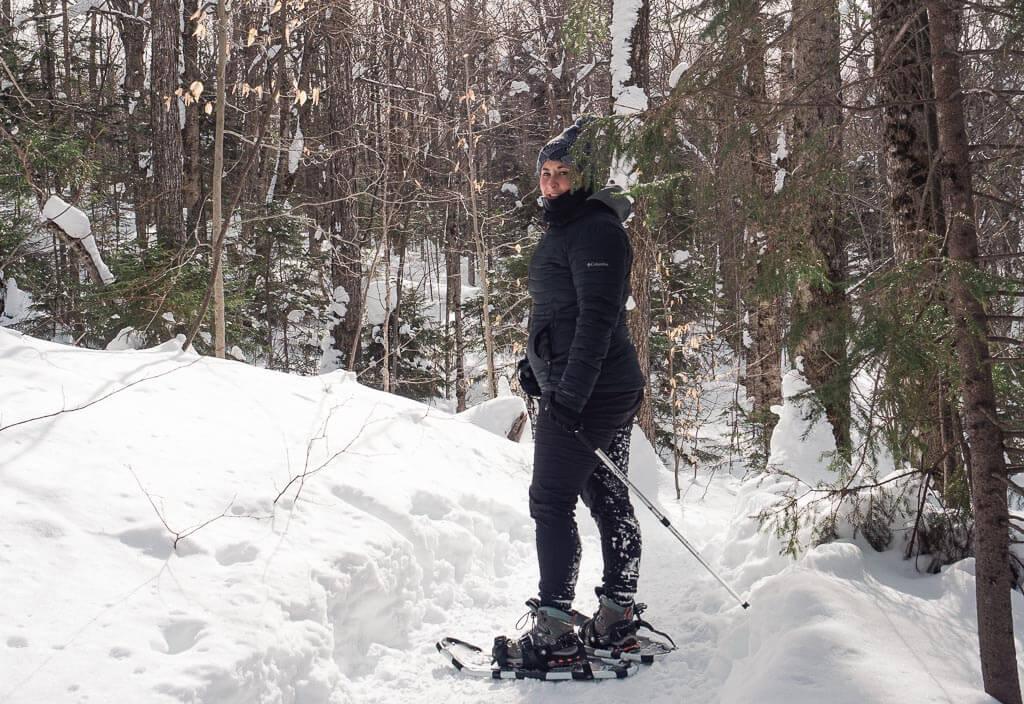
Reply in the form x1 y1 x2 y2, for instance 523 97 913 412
537 116 595 176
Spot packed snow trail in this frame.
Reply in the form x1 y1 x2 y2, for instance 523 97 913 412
1 328 1021 703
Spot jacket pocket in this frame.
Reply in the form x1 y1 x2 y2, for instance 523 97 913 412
530 321 553 362
548 318 573 361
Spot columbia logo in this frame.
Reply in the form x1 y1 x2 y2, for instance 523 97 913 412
586 261 609 267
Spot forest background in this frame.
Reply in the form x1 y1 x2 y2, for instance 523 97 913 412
2 0 1024 700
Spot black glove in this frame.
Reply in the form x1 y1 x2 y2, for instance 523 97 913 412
542 393 582 434
517 357 542 398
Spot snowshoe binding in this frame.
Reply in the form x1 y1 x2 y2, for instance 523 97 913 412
579 594 676 664
492 599 586 671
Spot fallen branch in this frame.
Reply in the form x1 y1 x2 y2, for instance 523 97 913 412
0 358 202 434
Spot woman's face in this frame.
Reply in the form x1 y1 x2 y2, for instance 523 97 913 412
539 160 573 200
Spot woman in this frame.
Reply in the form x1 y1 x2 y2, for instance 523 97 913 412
496 118 647 672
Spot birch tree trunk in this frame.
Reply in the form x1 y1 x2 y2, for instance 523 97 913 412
928 1 1022 701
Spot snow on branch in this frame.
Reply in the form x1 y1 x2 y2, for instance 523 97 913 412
608 0 648 190
41 195 116 285
610 0 648 116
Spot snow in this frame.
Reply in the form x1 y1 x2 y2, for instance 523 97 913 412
614 85 649 115
1 277 33 325
672 249 691 265
456 396 531 444
106 326 147 350
772 125 789 194
551 53 564 80
668 60 689 89
576 57 598 84
319 286 352 373
508 80 530 96
610 0 648 116
767 363 839 488
1 327 1022 703
41 195 116 284
289 122 304 174
500 182 519 198
42 195 91 238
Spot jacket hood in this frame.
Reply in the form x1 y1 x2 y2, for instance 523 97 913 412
588 185 632 224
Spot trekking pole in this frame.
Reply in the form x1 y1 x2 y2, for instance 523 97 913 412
573 429 750 609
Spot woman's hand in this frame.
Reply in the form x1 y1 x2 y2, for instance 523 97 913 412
542 393 582 434
518 357 542 398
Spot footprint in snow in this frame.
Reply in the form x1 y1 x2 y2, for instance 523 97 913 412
160 620 205 655
116 527 204 558
7 635 28 648
214 542 259 566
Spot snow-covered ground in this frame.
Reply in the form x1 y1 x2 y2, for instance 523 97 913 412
1 328 1021 703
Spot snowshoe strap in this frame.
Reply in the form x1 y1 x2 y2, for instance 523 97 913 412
635 617 676 650
492 636 513 668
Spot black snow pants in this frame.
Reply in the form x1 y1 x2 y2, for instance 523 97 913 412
530 389 644 610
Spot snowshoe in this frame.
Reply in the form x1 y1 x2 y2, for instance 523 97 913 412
436 637 638 680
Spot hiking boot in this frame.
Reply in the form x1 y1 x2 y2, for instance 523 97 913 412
580 594 640 650
492 599 586 671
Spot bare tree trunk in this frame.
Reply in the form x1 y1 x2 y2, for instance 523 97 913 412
464 54 497 398
876 0 959 491
325 0 363 373
391 230 408 389
211 0 228 358
446 218 467 411
150 0 185 249
611 0 654 440
928 2 1022 701
112 1 149 249
182 0 202 239
732 4 781 453
789 0 850 457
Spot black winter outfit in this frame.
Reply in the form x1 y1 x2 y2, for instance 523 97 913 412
526 185 645 610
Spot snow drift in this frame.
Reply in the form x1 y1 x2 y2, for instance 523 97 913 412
1 328 1021 703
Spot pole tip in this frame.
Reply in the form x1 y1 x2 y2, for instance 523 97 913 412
741 602 750 609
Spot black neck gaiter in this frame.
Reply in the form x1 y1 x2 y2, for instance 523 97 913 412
542 188 592 227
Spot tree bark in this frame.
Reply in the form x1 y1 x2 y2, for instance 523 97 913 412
211 0 228 358
789 0 850 457
324 0 364 372
447 219 468 412
613 0 655 441
876 0 961 493
928 1 1022 701
111 0 149 249
150 0 185 249
464 54 498 399
182 0 203 240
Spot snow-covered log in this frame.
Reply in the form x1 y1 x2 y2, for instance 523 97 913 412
41 195 115 286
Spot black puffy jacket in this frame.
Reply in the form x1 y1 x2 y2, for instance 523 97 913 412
526 186 645 413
